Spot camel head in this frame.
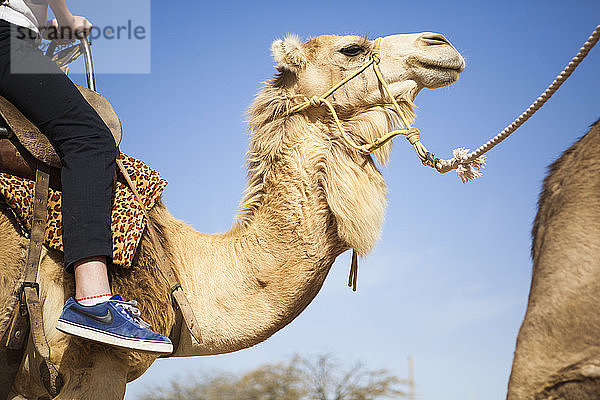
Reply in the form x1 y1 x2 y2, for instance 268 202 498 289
244 32 465 256
270 32 465 118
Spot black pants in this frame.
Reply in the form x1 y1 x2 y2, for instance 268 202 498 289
0 20 116 270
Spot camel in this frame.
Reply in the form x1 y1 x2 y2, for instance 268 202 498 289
0 32 465 399
507 119 600 399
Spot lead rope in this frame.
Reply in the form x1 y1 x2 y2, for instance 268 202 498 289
436 24 600 182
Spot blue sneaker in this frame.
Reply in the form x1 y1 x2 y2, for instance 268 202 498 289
56 295 173 354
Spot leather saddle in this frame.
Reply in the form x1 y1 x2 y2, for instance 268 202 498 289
0 84 122 186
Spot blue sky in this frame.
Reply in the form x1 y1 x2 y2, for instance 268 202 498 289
60 1 600 399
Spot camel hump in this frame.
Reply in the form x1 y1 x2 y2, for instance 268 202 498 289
532 119 600 254
0 84 122 169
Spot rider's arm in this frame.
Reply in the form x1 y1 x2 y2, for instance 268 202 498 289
46 0 91 38
47 0 73 27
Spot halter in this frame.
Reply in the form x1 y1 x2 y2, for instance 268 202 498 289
281 37 437 168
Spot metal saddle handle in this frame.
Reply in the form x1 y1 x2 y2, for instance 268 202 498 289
45 35 96 92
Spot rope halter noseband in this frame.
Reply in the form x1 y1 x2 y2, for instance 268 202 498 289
281 37 438 168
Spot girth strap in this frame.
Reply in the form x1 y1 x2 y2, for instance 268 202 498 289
1 164 64 399
25 165 63 396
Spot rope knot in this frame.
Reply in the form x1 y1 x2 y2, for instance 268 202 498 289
405 127 421 145
309 96 323 107
371 52 381 64
451 148 486 183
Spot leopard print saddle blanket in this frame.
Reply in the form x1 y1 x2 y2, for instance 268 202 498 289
0 153 167 267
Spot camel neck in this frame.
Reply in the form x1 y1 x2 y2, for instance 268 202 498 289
157 127 347 356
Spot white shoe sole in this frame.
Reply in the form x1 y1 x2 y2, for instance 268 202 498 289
56 319 173 354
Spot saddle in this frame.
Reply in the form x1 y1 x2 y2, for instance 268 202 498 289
0 84 122 183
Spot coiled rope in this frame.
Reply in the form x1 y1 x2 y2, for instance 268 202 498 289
436 24 600 182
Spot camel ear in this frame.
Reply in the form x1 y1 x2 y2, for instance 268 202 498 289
271 34 306 73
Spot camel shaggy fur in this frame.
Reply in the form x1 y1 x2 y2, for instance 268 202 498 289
507 119 600 399
0 32 464 399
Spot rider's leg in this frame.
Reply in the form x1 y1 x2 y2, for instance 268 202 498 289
73 257 111 303
0 21 172 353
0 22 116 273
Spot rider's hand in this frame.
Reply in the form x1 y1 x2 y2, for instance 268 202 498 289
42 16 92 42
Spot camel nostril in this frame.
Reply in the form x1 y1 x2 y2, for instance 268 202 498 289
420 33 451 46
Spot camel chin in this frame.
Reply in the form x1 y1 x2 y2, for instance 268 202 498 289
414 66 462 89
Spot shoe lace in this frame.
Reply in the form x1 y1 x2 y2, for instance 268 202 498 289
114 299 152 329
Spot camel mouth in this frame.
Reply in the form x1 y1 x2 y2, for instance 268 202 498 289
410 58 465 73
407 56 465 89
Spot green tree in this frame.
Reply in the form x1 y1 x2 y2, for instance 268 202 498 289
140 354 408 400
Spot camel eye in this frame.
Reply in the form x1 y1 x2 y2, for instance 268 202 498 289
339 44 364 57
